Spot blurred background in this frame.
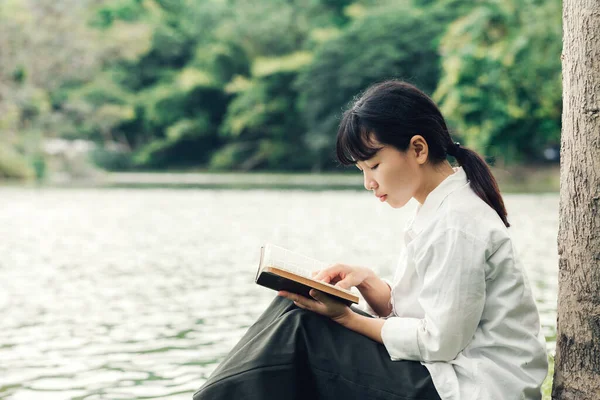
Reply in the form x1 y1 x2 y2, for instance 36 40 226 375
0 0 559 399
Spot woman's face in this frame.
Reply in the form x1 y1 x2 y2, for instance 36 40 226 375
355 139 424 208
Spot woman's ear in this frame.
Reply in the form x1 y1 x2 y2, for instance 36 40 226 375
410 135 429 165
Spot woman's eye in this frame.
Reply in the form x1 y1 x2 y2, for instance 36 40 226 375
370 164 379 170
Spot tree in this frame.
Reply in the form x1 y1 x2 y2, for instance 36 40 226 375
208 0 361 171
553 0 600 398
296 3 446 170
0 0 151 176
0 0 107 177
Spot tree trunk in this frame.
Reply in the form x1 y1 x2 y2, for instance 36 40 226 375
553 1 600 399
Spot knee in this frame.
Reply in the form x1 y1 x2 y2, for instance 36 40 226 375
280 307 324 329
263 294 298 316
286 307 311 319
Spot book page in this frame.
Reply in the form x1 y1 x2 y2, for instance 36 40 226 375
261 243 329 278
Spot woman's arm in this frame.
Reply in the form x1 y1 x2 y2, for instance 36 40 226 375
357 271 393 318
336 312 386 343
381 228 487 362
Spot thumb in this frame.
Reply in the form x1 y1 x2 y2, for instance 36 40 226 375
309 289 323 300
310 289 334 304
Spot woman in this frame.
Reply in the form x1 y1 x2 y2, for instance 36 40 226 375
194 80 548 400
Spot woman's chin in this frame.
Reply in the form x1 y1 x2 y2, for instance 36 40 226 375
388 197 410 209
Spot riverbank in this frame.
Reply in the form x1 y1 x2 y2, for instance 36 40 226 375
7 164 560 192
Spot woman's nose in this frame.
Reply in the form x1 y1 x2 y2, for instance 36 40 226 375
363 175 377 191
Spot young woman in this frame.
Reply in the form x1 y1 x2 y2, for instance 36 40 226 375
194 80 548 400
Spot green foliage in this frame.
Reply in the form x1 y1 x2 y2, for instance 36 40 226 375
0 146 34 180
434 0 562 163
542 355 554 400
0 0 564 179
90 147 133 171
215 67 311 171
296 3 447 169
203 0 362 171
64 0 231 169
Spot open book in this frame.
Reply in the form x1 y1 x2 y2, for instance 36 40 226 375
255 243 359 306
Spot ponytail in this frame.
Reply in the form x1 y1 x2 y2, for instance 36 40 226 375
450 142 510 228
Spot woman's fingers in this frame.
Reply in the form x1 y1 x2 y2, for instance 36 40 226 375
313 264 366 290
312 269 325 280
313 264 345 282
329 276 341 285
278 290 320 311
334 275 354 289
311 271 330 283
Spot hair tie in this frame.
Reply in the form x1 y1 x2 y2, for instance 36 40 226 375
447 141 461 157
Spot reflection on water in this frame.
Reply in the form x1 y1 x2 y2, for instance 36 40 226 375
0 188 558 399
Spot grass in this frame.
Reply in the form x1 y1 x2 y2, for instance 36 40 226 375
542 355 554 399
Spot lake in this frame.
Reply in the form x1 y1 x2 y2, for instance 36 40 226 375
0 188 558 399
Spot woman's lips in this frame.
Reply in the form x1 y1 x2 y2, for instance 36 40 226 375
378 195 387 202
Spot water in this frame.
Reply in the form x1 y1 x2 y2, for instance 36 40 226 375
0 188 558 399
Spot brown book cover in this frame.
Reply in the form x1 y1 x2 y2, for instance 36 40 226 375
255 244 359 306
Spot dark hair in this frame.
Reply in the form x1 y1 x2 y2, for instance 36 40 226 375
336 80 509 228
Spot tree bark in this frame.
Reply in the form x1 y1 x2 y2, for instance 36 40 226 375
553 1 600 399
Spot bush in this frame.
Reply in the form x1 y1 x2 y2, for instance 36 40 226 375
0 146 34 180
90 146 133 171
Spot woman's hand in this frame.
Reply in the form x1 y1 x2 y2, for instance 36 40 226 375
277 289 352 323
311 263 393 319
278 290 386 342
311 264 373 290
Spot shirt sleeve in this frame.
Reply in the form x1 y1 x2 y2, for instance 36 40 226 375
381 228 487 362
357 278 394 319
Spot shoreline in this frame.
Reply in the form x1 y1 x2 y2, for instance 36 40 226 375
1 165 560 193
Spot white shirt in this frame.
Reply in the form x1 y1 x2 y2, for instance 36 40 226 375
359 167 548 400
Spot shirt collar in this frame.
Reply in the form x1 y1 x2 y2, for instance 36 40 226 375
405 166 469 237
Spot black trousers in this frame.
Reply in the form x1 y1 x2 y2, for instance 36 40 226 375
194 295 441 400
